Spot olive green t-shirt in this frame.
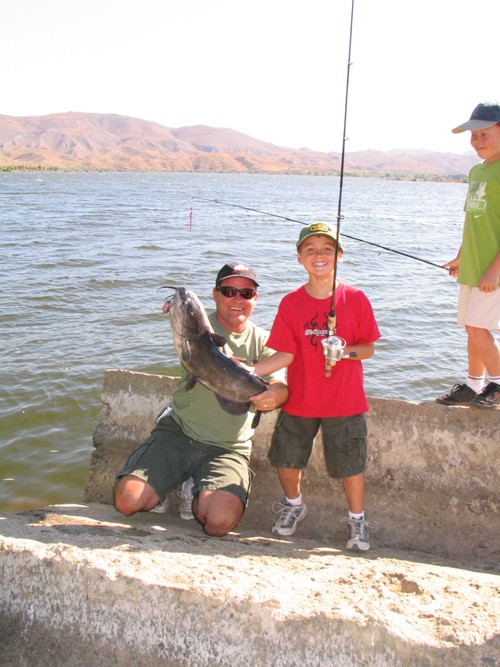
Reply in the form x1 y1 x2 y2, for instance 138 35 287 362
458 159 500 287
171 312 282 455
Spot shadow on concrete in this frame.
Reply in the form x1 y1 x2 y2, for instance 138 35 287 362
2 503 498 576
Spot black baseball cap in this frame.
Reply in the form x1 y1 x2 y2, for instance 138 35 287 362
215 262 259 287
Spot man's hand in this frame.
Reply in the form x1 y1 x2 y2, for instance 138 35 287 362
251 382 289 412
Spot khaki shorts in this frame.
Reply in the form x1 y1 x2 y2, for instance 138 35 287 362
457 285 500 331
117 415 254 505
268 412 367 479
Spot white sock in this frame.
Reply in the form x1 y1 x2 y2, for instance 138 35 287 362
349 510 364 521
488 376 500 386
286 494 303 506
467 375 485 393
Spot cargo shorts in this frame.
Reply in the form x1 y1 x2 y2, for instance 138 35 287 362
117 414 254 505
268 411 368 479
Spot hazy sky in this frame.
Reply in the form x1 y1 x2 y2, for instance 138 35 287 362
2 0 497 154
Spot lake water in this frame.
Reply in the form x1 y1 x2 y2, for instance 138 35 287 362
0 171 473 513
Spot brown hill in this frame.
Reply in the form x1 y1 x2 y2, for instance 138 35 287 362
0 112 476 177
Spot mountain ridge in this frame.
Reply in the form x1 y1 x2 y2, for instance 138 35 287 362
0 112 476 178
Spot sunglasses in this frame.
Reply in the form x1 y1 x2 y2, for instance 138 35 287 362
217 286 257 300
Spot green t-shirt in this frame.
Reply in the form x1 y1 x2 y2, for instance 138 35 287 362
458 159 500 287
171 311 282 455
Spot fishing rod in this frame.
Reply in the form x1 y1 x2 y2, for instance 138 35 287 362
322 0 356 377
190 199 447 272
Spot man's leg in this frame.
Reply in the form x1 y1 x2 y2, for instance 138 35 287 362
114 475 160 515
193 447 252 537
114 416 194 517
195 490 244 537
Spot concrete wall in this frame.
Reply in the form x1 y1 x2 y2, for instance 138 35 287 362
86 370 499 563
1 369 498 666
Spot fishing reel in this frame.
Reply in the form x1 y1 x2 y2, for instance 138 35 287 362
322 335 348 365
322 334 353 377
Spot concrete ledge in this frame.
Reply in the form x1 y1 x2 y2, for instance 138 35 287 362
0 504 499 667
2 370 498 666
86 370 499 563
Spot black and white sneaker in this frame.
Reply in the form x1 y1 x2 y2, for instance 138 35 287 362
469 382 500 410
271 499 308 536
345 518 371 551
435 383 477 406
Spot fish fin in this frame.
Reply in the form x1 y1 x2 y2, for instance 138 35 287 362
210 333 228 348
186 373 198 390
215 395 250 415
251 410 262 428
181 339 191 363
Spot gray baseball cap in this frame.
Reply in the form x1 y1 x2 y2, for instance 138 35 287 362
452 102 500 134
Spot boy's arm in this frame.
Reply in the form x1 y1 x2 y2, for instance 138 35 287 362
343 342 375 361
442 245 461 278
252 351 294 377
479 249 500 292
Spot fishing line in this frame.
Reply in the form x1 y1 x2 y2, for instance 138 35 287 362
190 199 447 271
190 3 446 276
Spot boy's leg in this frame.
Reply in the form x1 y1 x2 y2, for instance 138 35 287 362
466 326 500 377
267 413 318 536
322 414 371 550
437 285 500 404
277 467 303 499
467 334 487 378
341 473 365 515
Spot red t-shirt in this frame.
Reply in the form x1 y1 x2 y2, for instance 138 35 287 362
267 283 380 418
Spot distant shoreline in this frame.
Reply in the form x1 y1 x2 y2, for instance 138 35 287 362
0 165 468 183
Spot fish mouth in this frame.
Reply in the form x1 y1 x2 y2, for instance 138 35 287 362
158 285 183 309
159 286 210 337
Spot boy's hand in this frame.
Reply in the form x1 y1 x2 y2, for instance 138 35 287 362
479 268 500 292
442 257 459 278
230 357 255 374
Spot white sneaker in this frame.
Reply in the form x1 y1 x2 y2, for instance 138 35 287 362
177 477 195 520
345 518 371 551
271 499 308 536
149 497 169 514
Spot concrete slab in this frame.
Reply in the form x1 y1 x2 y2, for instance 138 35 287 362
1 503 498 667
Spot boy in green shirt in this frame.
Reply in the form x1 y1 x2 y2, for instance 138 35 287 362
436 102 500 409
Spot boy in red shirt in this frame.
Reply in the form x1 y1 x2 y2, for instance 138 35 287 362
252 223 380 550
